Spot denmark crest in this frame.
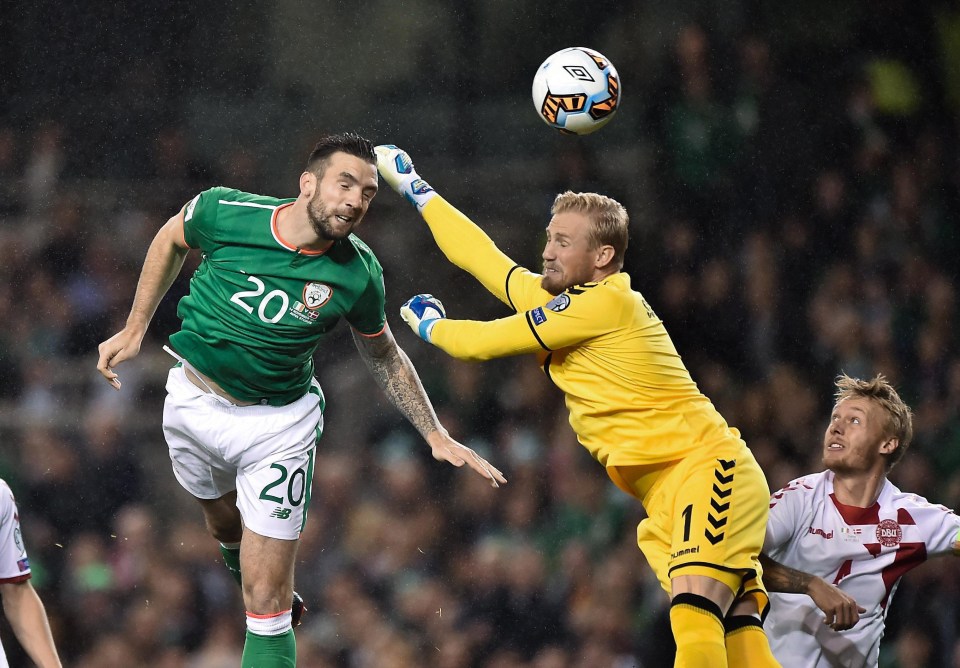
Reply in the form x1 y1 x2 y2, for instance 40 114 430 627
303 282 333 310
876 519 902 547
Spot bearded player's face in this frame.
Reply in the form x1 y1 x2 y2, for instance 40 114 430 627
540 211 601 295
307 152 378 241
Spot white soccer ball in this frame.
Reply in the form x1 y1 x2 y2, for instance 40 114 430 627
531 47 621 135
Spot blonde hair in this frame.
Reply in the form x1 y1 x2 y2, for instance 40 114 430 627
834 373 914 470
551 191 629 271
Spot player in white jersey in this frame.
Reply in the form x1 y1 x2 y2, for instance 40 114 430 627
0 479 61 667
761 374 960 667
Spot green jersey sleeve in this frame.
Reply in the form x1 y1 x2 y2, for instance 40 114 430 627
345 239 387 336
182 186 231 250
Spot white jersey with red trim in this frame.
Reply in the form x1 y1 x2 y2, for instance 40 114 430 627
0 479 30 584
763 470 960 667
0 478 32 668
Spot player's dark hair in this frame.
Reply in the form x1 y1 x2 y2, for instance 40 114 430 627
551 191 629 271
305 133 376 175
834 373 914 470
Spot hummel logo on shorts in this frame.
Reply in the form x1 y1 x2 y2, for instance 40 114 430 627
270 507 292 520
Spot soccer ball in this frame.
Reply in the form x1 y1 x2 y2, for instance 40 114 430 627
532 47 621 135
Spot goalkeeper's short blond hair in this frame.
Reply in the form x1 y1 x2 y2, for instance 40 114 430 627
834 373 914 471
551 191 629 271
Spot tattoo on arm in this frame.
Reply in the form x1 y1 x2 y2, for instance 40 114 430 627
759 552 814 594
353 330 439 438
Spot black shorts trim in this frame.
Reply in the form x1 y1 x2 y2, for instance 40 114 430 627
671 592 723 621
723 615 763 633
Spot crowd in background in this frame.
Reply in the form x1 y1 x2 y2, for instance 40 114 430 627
2 1 960 666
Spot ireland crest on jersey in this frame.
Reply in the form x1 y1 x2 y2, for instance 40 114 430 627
303 283 333 310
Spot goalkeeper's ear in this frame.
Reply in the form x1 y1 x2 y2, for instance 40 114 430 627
594 244 616 272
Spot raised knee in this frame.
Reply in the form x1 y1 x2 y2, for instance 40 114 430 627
202 504 242 543
206 517 242 543
243 580 290 615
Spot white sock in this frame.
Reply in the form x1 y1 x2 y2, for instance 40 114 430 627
246 609 293 636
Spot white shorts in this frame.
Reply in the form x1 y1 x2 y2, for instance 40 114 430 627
162 365 324 540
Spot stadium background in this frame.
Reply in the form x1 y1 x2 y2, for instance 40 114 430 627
2 0 960 665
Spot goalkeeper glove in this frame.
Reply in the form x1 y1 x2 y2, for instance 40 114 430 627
400 294 446 343
375 144 437 211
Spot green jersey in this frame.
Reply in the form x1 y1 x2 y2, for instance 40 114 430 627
168 187 386 405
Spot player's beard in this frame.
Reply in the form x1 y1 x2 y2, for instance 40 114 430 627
541 264 566 296
541 275 563 296
307 196 354 241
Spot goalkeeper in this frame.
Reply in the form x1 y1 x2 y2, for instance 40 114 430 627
377 145 781 668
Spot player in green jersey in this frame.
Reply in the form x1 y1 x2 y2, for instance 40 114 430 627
96 133 506 668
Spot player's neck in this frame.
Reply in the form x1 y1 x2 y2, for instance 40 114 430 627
591 267 619 283
831 469 887 507
278 201 333 253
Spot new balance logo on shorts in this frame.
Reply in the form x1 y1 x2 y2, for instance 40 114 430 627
270 507 292 520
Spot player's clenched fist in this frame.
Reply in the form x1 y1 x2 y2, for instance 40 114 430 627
374 145 436 210
400 294 445 343
808 577 865 631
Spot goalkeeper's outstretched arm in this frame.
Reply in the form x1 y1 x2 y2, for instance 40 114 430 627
375 145 522 308
400 293 544 361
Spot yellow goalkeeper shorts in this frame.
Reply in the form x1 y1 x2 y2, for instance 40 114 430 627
609 440 770 610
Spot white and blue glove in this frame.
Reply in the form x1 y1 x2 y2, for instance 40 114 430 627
375 144 437 211
400 294 446 343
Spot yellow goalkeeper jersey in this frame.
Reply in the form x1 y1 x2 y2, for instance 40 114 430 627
422 196 744 467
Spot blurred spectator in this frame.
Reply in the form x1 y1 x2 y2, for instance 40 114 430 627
0 125 22 216
729 32 811 222
19 428 89 539
23 120 66 213
659 23 742 234
75 410 143 532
